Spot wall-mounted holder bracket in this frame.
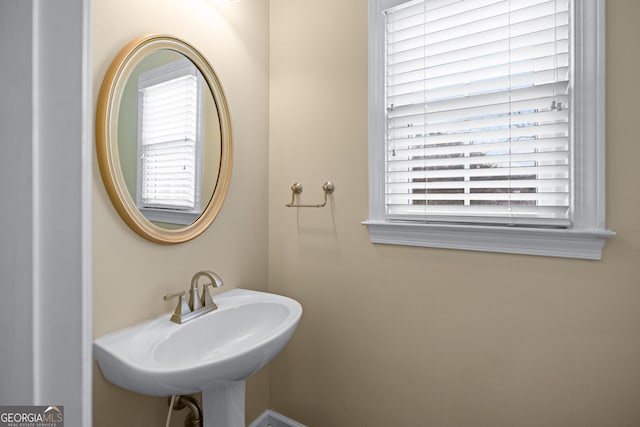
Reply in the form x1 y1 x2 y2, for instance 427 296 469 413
286 181 335 208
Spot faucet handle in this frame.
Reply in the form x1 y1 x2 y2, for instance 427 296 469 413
164 291 186 301
164 291 190 323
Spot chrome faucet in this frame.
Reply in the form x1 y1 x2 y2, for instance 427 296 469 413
164 271 224 324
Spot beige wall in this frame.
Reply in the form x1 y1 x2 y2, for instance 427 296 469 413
268 1 640 426
92 0 269 425
92 1 640 425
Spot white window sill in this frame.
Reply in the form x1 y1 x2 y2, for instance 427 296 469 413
139 207 200 226
362 220 615 260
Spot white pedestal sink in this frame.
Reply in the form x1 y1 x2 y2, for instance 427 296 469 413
93 289 302 427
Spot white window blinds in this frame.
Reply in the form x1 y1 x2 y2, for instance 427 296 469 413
384 0 571 226
138 60 201 211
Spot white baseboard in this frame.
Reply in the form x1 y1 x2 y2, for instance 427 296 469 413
248 409 306 427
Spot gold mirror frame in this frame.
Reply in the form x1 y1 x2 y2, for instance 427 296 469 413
96 34 233 244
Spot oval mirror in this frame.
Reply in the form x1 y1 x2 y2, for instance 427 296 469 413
96 35 232 244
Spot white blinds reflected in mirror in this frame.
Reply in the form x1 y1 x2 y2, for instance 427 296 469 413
137 58 203 215
384 0 571 226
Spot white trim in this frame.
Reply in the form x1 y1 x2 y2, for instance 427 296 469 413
249 410 306 427
35 0 92 424
80 2 94 422
0 1 37 403
364 220 614 260
0 3 92 423
366 0 613 259
368 0 391 222
137 57 196 89
0 0 91 423
140 207 200 225
571 0 608 229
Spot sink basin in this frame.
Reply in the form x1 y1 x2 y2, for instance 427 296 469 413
93 289 302 426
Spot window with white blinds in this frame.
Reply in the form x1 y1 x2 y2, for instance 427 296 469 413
136 58 203 218
384 0 571 226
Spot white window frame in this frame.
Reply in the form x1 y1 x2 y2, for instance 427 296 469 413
365 0 614 260
136 58 205 226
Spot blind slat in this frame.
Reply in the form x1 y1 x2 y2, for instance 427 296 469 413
386 164 569 181
388 108 569 138
387 178 569 191
388 94 569 129
387 53 569 91
387 150 568 170
387 122 569 148
389 137 568 158
387 192 569 203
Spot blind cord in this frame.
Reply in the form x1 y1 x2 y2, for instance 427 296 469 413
508 0 513 220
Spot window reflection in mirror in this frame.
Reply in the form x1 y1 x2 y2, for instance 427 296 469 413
117 50 220 229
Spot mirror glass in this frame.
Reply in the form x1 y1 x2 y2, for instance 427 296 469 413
117 50 220 230
96 35 232 244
